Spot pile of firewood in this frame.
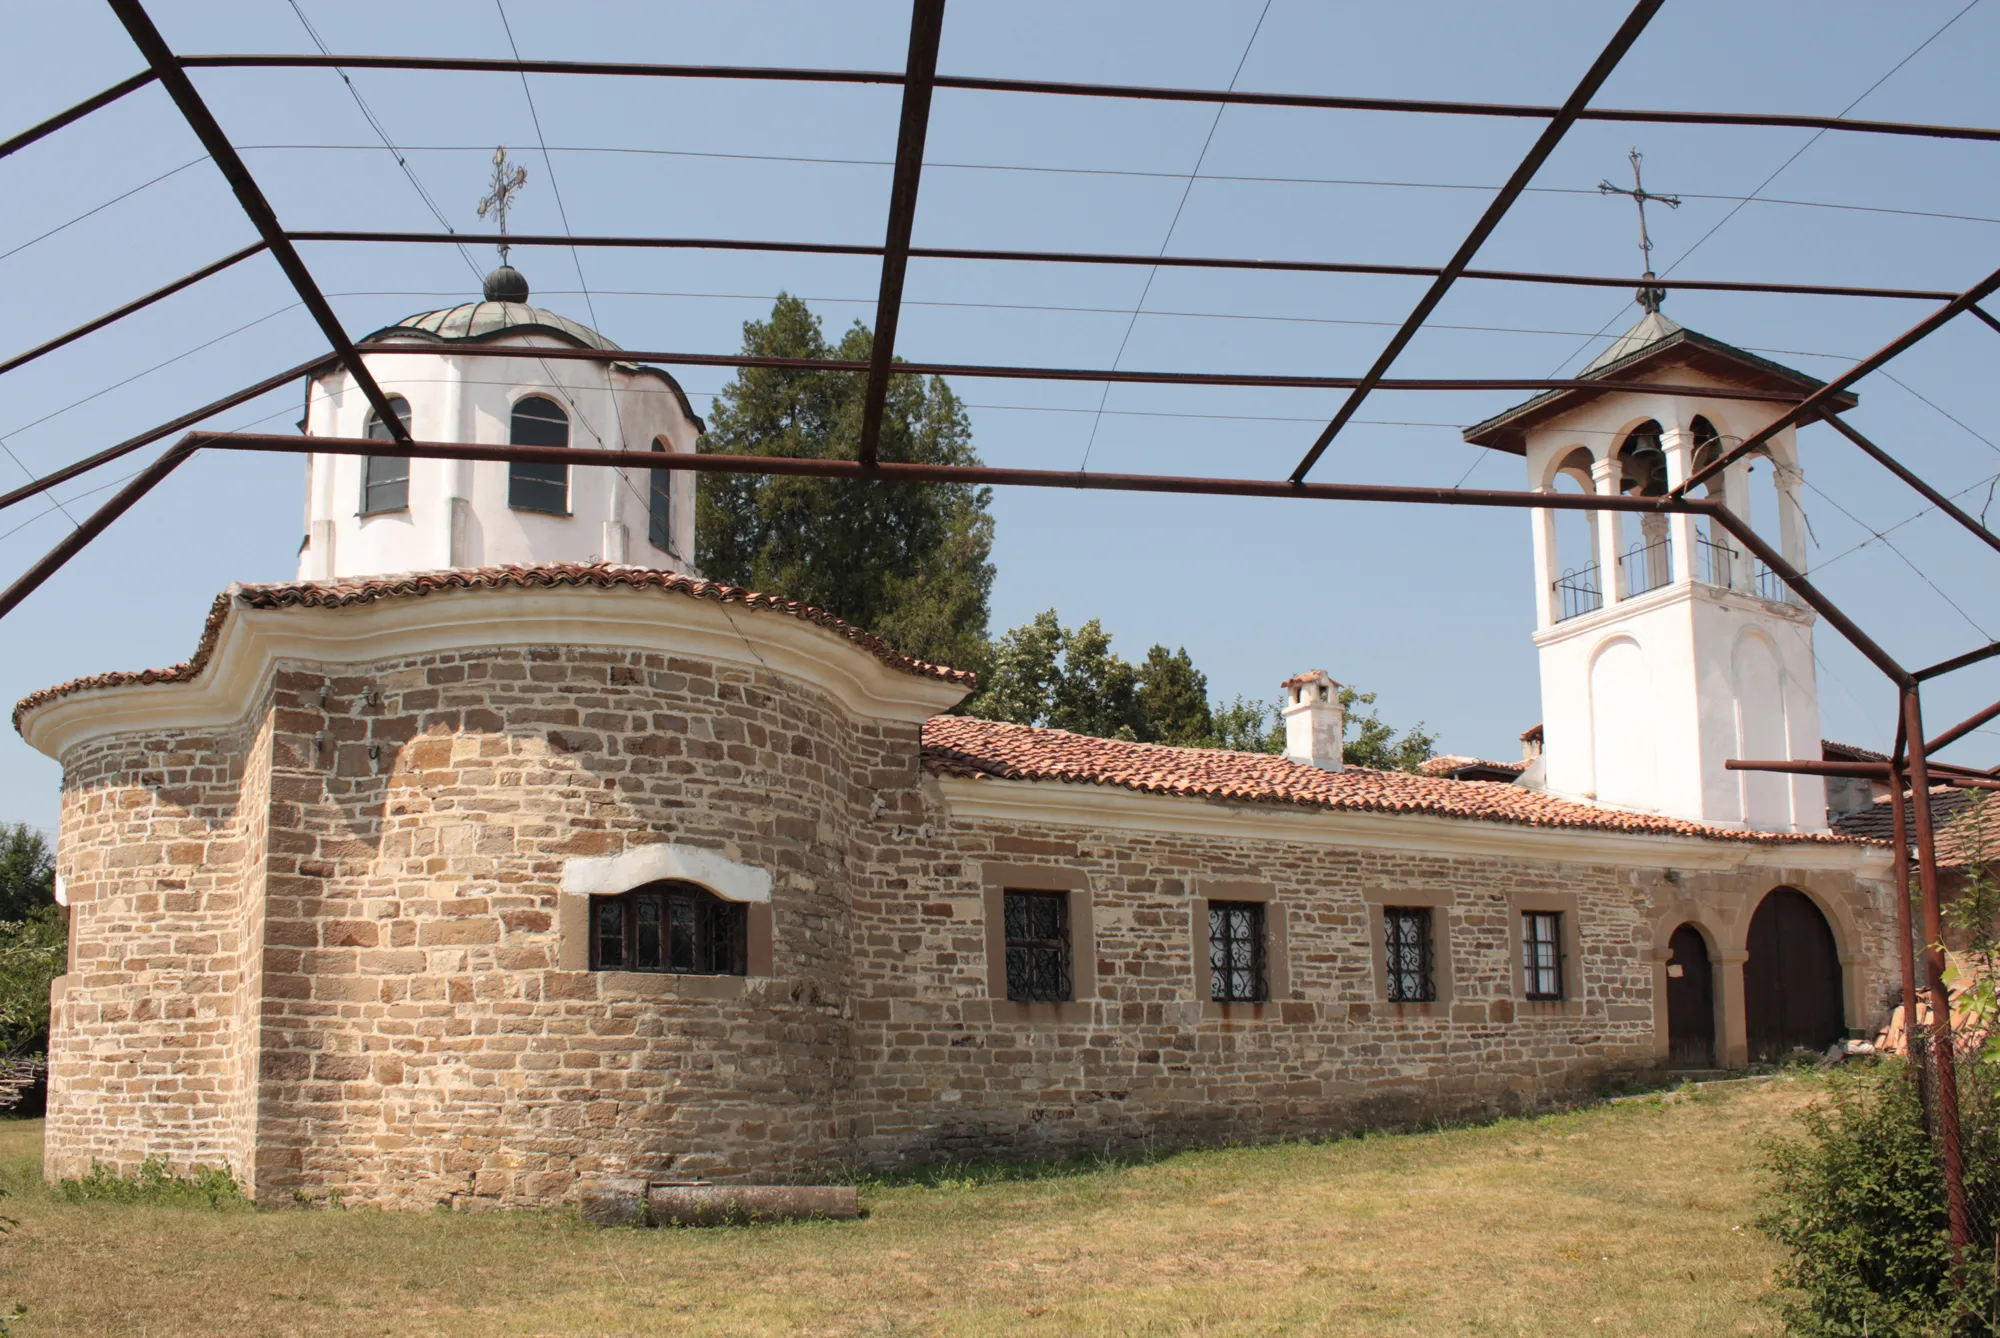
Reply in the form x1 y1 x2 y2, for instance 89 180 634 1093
0 1057 46 1116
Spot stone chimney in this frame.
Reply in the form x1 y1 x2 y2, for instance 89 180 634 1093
1520 723 1544 763
1281 670 1344 771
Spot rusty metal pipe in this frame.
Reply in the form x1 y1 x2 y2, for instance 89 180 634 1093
0 354 338 513
103 0 414 450
1724 758 2000 789
173 53 2000 146
0 443 196 619
1292 0 1665 482
1927 700 2000 756
1905 688 1973 1253
0 70 158 162
1818 415 2000 558
1915 641 2000 683
0 242 270 380
338 336 1810 401
857 0 945 469
1677 260 2000 497
287 229 1957 303
1704 503 1910 687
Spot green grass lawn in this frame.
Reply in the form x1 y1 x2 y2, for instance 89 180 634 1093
0 1077 1815 1337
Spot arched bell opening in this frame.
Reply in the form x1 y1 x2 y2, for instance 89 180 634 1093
1613 419 1672 597
1743 887 1845 1062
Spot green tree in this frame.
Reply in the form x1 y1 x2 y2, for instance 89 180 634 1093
696 295 996 673
0 824 54 921
0 905 65 1056
970 614 1435 770
1339 685 1439 772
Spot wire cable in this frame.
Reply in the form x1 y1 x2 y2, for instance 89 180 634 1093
1546 0 1985 380
1076 0 1272 473
282 0 483 282
0 157 209 265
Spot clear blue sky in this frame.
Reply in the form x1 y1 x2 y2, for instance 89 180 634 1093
4 1 2000 834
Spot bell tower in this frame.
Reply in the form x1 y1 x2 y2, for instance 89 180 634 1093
1463 305 1856 832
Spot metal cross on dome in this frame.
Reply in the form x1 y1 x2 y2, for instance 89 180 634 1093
1599 147 1680 313
476 146 529 263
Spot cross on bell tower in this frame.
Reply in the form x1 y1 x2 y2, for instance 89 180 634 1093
1599 147 1680 313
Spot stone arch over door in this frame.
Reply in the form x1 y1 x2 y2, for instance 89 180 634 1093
1743 886 1845 1061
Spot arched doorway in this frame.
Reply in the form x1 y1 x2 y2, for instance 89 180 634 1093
1744 888 1844 1061
1665 924 1715 1068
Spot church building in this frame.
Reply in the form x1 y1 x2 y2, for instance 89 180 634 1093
16 265 1897 1209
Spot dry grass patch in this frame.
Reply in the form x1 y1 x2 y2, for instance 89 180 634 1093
0 1077 1814 1336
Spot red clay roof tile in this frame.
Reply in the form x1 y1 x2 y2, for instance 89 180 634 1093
922 715 1855 845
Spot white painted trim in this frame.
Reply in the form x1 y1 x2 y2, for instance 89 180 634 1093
934 775 1892 876
20 581 969 758
562 844 771 903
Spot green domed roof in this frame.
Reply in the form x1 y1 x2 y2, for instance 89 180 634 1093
361 266 619 352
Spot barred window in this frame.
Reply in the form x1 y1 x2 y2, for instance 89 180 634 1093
1384 907 1435 1003
362 395 412 515
508 394 570 514
1208 901 1267 1003
1003 890 1072 1003
1522 910 1564 1001
589 880 746 976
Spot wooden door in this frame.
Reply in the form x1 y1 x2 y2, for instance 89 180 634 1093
1665 924 1715 1068
1744 888 1844 1062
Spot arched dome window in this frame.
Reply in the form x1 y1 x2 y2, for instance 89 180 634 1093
361 395 412 515
589 880 747 976
648 437 673 553
508 395 570 514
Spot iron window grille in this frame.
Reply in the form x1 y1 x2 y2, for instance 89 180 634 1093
1208 900 1268 1003
1620 536 1673 597
648 438 673 552
1522 910 1564 1001
508 394 570 514
589 880 747 976
361 395 412 515
1003 889 1072 1003
1384 906 1436 1003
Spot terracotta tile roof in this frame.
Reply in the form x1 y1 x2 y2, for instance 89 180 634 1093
1833 788 1996 869
14 564 975 731
923 716 1855 845
1823 738 1889 763
1416 754 1529 780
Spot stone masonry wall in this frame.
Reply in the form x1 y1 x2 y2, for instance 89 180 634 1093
246 644 890 1208
842 800 1894 1169
44 628 1897 1205
44 716 261 1182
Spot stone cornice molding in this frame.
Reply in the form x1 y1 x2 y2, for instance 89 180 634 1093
935 774 1892 876
20 582 967 759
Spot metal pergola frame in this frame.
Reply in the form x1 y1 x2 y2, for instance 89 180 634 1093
5 0 2000 1249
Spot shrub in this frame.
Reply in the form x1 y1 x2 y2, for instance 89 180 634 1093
55 1158 244 1209
1763 1060 2000 1335
0 905 65 1059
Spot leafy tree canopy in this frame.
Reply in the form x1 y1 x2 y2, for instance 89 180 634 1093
696 295 996 674
971 612 1436 770
0 824 54 921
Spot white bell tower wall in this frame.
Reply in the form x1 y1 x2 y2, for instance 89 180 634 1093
295 332 700 583
1522 369 1826 832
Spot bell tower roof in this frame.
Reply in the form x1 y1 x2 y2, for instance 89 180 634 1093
1461 312 1856 455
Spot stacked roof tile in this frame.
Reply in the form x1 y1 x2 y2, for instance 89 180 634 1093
922 716 1851 845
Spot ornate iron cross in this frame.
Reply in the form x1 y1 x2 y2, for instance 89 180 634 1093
477 146 529 263
1599 147 1679 312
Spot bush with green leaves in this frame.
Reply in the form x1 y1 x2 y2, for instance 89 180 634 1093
55 1158 244 1209
1763 1061 2000 1335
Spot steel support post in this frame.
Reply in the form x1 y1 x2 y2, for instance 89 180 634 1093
1906 687 1973 1253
